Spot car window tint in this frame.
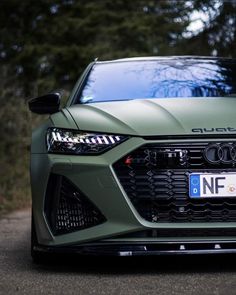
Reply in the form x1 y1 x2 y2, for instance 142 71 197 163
77 59 236 103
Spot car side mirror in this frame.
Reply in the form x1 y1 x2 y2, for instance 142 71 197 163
28 93 61 114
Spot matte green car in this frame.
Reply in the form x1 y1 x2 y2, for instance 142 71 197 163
29 56 236 260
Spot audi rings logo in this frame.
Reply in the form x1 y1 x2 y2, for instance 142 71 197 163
204 143 236 164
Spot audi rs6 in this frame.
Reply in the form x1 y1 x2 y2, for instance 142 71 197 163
29 56 236 261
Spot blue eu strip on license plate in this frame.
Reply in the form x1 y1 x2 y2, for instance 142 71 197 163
189 173 236 198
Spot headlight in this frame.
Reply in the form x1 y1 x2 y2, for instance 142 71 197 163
46 128 128 154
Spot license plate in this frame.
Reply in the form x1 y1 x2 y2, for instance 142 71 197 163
189 173 236 198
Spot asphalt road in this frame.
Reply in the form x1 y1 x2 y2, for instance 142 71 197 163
1 210 236 295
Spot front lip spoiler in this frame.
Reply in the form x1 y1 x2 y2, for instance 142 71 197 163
34 240 236 256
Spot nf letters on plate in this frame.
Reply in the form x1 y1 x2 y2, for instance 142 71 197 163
189 173 236 198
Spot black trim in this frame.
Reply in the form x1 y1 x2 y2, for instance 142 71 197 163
33 240 236 256
142 134 236 140
114 228 236 238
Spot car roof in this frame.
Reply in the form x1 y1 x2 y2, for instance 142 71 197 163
95 56 236 64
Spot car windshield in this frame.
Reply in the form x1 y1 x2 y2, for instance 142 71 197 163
77 59 236 104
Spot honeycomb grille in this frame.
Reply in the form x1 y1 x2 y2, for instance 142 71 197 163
113 142 236 223
45 175 106 235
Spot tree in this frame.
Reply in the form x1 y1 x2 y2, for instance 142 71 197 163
0 0 192 97
183 0 236 57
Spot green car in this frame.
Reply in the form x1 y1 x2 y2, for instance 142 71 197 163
29 56 236 261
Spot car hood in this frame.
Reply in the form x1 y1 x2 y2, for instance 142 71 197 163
66 97 236 136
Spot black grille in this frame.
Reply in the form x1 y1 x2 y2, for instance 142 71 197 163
113 142 236 223
45 174 106 235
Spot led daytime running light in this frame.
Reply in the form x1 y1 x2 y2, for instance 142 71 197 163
46 128 127 154
51 131 122 145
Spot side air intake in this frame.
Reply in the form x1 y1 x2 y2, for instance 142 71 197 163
44 174 106 235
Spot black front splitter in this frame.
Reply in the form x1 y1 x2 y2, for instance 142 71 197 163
34 240 236 256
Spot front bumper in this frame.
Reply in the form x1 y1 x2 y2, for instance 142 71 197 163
34 241 236 256
31 136 236 251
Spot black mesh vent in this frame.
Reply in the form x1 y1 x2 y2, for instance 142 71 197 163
45 174 106 235
113 142 236 223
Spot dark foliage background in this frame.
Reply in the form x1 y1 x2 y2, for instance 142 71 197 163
0 0 235 213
